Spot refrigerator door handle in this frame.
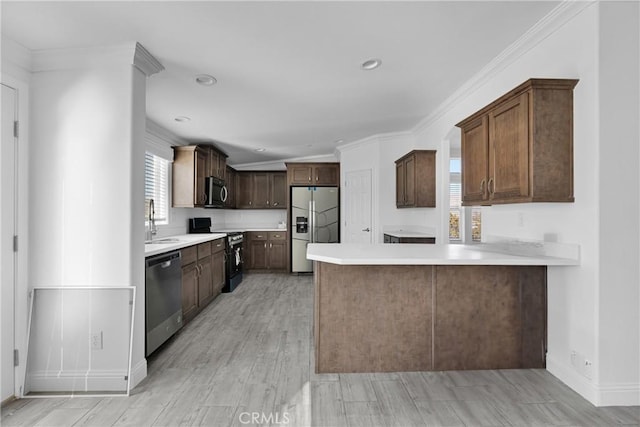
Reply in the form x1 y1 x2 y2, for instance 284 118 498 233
308 200 314 243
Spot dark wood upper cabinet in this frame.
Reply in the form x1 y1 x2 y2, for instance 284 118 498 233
286 162 340 186
172 144 228 208
172 146 209 207
234 171 287 209
207 148 227 180
395 150 436 208
224 166 236 208
456 78 578 205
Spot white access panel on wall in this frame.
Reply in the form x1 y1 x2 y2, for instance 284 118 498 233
23 286 135 397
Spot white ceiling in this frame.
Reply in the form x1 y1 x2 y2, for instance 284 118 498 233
2 1 559 165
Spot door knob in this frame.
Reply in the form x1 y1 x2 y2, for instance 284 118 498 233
362 228 370 232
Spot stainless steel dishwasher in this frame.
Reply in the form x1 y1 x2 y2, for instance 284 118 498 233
145 250 182 356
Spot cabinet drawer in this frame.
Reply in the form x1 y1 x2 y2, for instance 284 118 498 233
197 242 212 258
211 238 225 253
268 231 287 241
249 232 268 241
182 245 198 265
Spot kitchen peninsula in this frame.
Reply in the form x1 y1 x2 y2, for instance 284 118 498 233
307 242 579 374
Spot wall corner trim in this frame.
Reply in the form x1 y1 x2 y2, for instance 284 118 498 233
31 42 164 74
128 358 147 391
133 43 164 76
411 0 595 136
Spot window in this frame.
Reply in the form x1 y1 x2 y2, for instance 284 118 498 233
449 158 481 243
449 158 462 241
145 152 170 225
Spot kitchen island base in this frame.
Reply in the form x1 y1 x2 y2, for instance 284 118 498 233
313 262 546 374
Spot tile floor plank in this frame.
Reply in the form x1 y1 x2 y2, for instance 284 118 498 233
2 273 638 427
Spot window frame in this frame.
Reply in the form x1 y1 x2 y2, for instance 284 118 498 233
144 151 171 226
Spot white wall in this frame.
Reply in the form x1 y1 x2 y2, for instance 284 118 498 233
596 0 640 404
337 1 639 406
27 45 155 392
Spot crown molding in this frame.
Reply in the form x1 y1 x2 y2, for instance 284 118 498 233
1 35 32 77
146 118 189 146
232 152 338 170
133 43 164 76
412 0 595 135
31 42 163 76
336 130 414 153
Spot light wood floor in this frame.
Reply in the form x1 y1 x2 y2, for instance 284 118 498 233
2 273 639 426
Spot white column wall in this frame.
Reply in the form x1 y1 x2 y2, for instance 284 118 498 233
29 61 147 388
596 1 640 404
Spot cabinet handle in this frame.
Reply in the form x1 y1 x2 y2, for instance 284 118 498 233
270 243 272 248
488 178 494 195
267 200 270 206
273 202 278 206
480 179 486 195
308 176 311 182
315 175 318 182
264 243 267 248
249 201 252 206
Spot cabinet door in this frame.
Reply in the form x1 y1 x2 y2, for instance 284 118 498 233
249 240 268 269
252 173 269 208
314 164 339 185
207 147 218 177
198 256 214 307
290 165 313 185
269 173 287 208
396 161 405 207
225 167 235 208
195 148 208 207
211 250 225 297
461 116 489 204
182 263 199 322
489 92 529 202
269 240 287 270
235 173 253 208
217 155 226 180
404 156 416 206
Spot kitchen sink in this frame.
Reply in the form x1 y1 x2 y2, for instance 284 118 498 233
145 238 182 245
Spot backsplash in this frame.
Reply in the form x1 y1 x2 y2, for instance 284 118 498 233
152 207 287 238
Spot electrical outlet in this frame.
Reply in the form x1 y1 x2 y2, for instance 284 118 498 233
584 359 593 380
91 332 103 350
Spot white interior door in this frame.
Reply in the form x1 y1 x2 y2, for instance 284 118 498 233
1 83 17 401
345 169 372 243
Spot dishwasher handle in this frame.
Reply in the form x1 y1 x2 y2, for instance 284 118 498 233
146 251 181 269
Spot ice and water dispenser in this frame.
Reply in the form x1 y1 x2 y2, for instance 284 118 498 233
296 216 308 233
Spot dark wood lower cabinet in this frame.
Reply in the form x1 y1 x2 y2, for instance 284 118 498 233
246 231 287 272
314 262 546 373
180 238 225 324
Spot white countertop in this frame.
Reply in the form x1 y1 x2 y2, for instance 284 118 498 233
213 228 286 232
306 243 580 266
145 233 227 257
384 230 436 238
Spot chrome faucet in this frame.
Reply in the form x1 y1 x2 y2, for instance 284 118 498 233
146 198 157 241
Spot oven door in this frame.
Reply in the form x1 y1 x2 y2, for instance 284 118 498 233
228 243 243 276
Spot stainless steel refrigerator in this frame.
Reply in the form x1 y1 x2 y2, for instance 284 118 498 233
291 186 339 272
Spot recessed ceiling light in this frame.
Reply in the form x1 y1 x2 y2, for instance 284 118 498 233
174 116 191 122
255 148 266 152
195 74 217 86
361 58 382 70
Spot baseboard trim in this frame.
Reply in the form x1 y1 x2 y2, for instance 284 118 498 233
129 358 147 390
547 355 640 406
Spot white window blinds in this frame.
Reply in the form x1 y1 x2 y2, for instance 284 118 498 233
449 158 462 241
145 152 169 224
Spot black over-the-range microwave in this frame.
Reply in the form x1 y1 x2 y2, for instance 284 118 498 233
204 176 228 208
